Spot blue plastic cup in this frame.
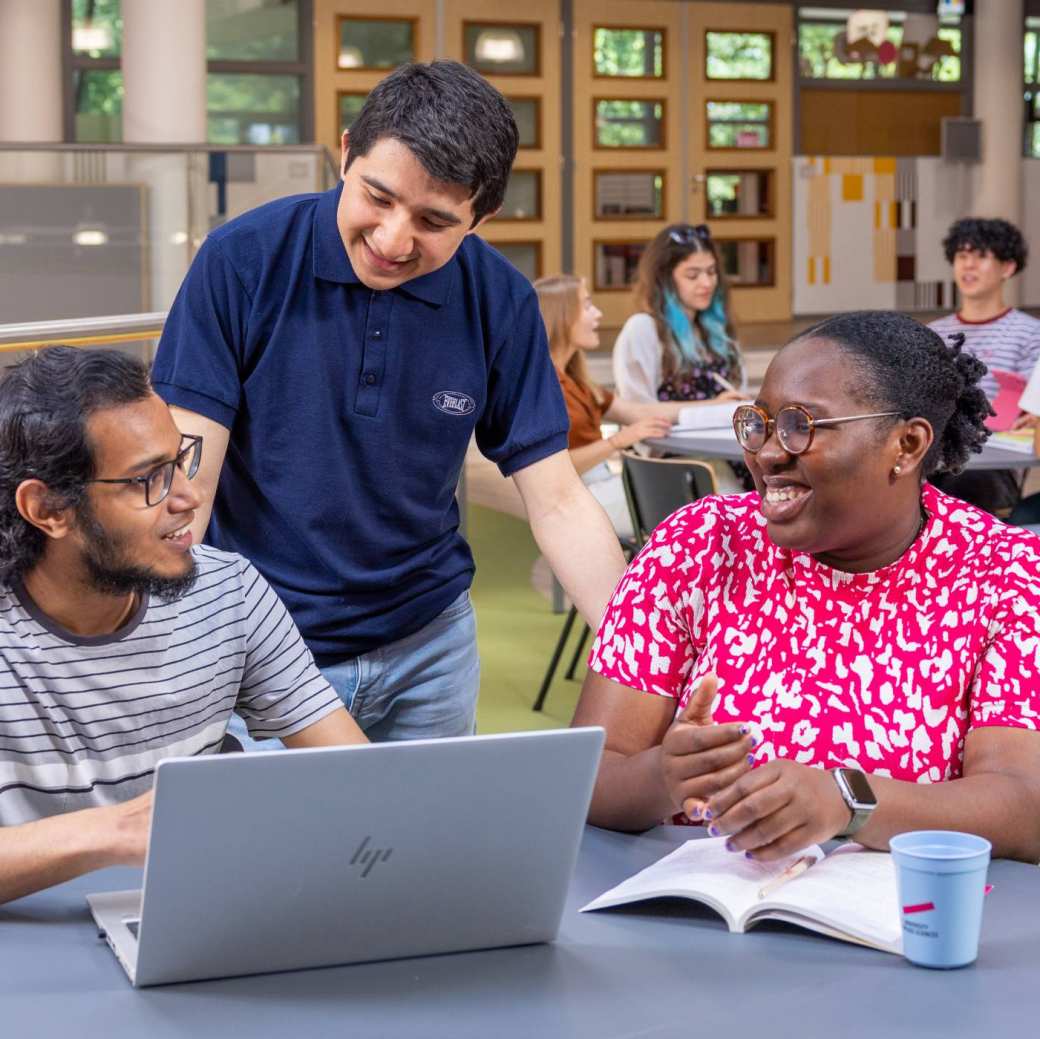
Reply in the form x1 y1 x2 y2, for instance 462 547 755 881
889 830 991 969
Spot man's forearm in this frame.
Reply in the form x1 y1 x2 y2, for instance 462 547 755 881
529 485 627 628
0 797 149 905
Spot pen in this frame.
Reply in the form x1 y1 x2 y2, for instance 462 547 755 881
710 371 739 395
757 855 816 900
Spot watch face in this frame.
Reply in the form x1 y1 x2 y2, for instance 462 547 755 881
839 768 877 807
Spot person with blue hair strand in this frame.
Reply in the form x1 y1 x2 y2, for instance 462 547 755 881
613 224 747 490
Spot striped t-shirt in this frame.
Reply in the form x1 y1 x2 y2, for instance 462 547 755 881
0 546 342 826
928 308 1040 403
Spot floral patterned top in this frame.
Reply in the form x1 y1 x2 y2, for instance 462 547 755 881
588 483 1040 784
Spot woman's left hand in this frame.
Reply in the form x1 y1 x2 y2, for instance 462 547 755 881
703 760 853 861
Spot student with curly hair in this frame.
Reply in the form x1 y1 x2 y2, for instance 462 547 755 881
929 217 1040 512
573 311 1040 863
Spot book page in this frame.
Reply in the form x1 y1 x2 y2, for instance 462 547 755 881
674 401 749 433
750 844 901 953
581 838 822 932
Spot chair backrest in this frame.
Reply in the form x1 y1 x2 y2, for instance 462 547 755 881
621 451 718 545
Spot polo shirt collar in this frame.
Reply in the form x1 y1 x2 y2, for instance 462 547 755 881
312 181 453 307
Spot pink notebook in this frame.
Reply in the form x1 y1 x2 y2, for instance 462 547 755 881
988 369 1028 431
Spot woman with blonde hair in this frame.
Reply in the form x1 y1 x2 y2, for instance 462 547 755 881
614 224 744 403
534 274 720 539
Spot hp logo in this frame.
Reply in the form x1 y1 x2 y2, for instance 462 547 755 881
351 836 393 878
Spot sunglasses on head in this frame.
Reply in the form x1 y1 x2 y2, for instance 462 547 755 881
668 224 712 246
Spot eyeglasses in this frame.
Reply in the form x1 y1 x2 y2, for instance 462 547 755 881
732 404 901 456
668 224 711 246
88 434 203 507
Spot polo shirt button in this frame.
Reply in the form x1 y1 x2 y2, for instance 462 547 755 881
364 372 376 385
372 330 382 339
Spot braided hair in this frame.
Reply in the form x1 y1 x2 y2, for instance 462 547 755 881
793 311 992 476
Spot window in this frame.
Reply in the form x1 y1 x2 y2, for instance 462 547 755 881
336 17 415 70
594 171 664 219
705 31 773 81
464 23 540 76
594 241 646 290
73 69 123 143
497 170 541 221
716 238 775 287
704 170 772 219
207 0 298 61
1026 18 1040 157
798 8 961 82
595 99 666 149
493 242 541 281
338 92 367 132
66 1 311 144
506 97 541 149
593 28 665 78
208 74 300 145
706 101 772 150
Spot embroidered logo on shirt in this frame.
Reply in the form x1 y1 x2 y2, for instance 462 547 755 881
433 390 476 416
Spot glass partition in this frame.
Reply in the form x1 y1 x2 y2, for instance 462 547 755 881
593 28 665 78
337 17 416 70
0 145 335 325
594 171 664 219
705 31 773 81
464 23 541 76
595 99 666 148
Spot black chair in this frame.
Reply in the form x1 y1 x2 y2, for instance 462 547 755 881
532 454 716 713
620 451 718 544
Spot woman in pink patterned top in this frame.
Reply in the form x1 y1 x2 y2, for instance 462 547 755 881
574 311 1040 862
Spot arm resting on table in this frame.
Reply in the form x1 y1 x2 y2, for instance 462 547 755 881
0 792 151 905
853 727 1040 862
513 451 627 629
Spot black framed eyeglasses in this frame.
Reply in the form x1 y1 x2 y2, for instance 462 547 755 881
732 404 901 456
88 434 203 507
668 223 712 246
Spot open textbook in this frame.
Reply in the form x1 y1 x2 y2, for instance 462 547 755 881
581 837 902 954
672 400 750 436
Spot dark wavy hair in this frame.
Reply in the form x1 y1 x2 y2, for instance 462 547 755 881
346 60 518 226
793 311 992 477
0 346 152 583
942 217 1028 275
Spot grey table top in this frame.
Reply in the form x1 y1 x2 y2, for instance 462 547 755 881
1 825 1037 1038
649 432 1040 471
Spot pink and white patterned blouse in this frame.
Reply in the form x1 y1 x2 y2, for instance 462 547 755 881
588 483 1040 784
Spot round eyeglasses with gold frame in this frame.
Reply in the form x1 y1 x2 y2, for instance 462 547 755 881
732 404 901 456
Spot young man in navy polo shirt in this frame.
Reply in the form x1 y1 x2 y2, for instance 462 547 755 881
152 61 627 741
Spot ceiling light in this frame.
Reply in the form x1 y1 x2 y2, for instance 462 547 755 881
73 228 108 246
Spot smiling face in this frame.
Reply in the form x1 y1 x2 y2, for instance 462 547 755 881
671 248 719 314
74 393 202 597
569 280 602 351
744 336 927 571
338 134 491 290
952 246 1015 305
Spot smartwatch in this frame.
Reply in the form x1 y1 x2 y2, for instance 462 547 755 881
831 768 877 837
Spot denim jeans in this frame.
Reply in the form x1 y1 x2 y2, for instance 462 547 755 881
323 590 479 741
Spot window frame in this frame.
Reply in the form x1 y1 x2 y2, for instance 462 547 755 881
334 14 418 74
704 99 775 152
63 0 315 144
713 236 777 289
462 20 543 78
704 29 775 83
592 96 668 151
506 95 543 150
703 167 774 220
592 168 667 222
591 25 668 81
495 168 543 223
592 238 649 292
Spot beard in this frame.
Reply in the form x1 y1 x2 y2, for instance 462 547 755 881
76 502 198 604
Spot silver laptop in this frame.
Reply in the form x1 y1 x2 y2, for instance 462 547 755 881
87 727 604 987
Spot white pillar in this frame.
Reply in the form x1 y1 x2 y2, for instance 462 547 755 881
973 0 1024 221
0 0 63 142
121 0 206 143
122 0 206 311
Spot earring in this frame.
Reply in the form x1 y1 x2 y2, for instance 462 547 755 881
893 464 902 476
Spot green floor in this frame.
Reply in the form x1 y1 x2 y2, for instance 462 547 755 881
467 504 586 733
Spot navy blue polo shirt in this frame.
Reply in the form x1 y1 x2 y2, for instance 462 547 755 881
152 183 568 662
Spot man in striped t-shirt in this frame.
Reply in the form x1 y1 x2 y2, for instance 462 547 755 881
0 348 366 904
928 218 1040 513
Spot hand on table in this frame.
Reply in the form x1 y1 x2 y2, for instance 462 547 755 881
613 416 675 449
1011 412 1040 431
660 674 756 821
703 760 852 861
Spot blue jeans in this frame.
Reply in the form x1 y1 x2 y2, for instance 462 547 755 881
227 590 479 749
